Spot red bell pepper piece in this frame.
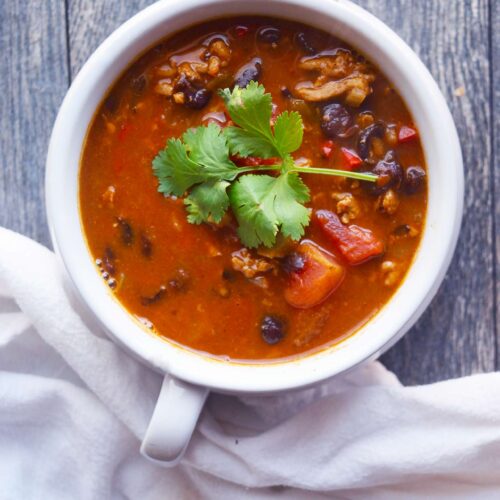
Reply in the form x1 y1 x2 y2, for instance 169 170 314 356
315 210 384 265
230 155 280 167
398 125 418 143
284 240 345 309
340 147 362 170
235 25 249 37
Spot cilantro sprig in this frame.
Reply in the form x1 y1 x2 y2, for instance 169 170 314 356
152 82 377 248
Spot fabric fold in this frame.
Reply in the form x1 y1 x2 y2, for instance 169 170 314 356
1 226 499 500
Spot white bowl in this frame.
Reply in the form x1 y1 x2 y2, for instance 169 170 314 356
46 0 463 464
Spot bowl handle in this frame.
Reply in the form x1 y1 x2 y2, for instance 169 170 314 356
140 374 209 466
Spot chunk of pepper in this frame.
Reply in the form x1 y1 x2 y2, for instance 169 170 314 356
284 240 345 309
230 155 280 167
398 125 418 143
340 147 362 170
315 210 384 265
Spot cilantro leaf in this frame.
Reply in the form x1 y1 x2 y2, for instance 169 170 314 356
220 83 304 159
229 175 279 247
223 127 278 159
152 138 205 196
229 172 311 248
272 172 310 240
182 123 240 180
153 124 239 197
153 83 378 248
185 180 230 224
273 111 303 155
219 82 279 157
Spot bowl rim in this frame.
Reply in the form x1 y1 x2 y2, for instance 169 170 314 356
45 0 463 394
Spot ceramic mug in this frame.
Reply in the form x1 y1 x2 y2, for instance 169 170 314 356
45 0 463 466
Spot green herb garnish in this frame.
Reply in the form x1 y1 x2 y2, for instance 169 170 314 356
152 82 377 248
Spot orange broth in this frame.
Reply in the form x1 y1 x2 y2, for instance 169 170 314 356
79 17 427 360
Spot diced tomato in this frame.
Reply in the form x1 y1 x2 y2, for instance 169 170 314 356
284 240 345 309
340 147 362 170
398 125 418 143
321 140 335 159
315 210 384 265
235 25 249 37
230 155 280 167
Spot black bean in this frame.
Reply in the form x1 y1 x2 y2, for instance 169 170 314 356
104 94 119 114
140 233 153 258
404 166 426 194
358 122 386 160
295 32 317 54
234 57 262 88
174 75 211 110
257 26 281 44
102 247 116 276
261 315 286 345
321 103 352 138
174 74 192 93
280 252 306 275
116 217 134 246
222 269 236 281
393 224 410 236
140 285 167 306
169 268 190 292
185 88 212 109
280 86 293 99
364 150 403 195
130 74 147 95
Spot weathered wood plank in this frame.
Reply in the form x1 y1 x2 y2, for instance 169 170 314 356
492 0 500 369
0 0 69 247
67 0 156 77
352 0 495 384
66 0 495 384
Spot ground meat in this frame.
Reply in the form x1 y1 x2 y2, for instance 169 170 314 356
298 50 365 78
296 75 374 104
381 260 400 287
209 39 231 62
376 189 400 215
331 192 361 223
231 248 274 279
154 38 231 106
295 50 375 106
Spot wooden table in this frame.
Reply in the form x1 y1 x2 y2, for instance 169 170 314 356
1 0 498 385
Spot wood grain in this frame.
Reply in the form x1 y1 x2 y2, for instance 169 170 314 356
492 0 500 369
67 0 156 77
0 0 69 247
353 0 496 383
1 0 497 383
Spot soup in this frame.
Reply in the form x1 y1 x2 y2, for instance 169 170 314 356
79 17 427 360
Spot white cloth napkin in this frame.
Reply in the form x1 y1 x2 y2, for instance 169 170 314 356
1 226 500 500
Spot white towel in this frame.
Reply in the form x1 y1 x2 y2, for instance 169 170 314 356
1 226 500 500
